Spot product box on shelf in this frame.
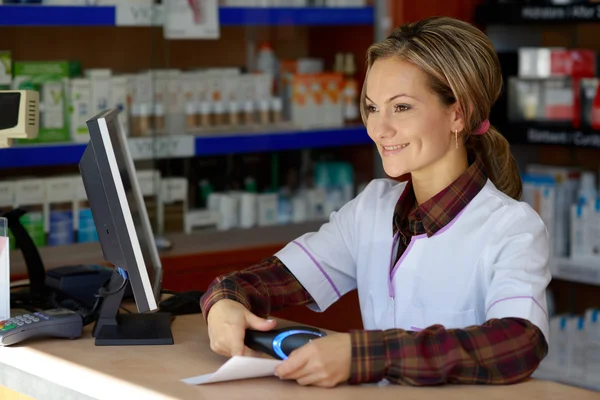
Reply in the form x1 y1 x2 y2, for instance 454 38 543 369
185 209 218 234
290 73 344 128
14 179 46 248
69 78 92 143
580 78 600 130
526 165 581 259
507 77 541 122
73 176 99 244
12 60 82 144
44 177 75 247
0 181 15 250
257 193 278 227
534 309 600 391
518 48 596 79
508 77 574 123
85 69 112 117
160 177 188 234
543 79 574 122
111 75 129 136
137 170 162 235
0 51 11 86
522 174 556 256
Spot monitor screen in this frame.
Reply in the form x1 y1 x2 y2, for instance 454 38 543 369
81 109 163 312
103 111 163 304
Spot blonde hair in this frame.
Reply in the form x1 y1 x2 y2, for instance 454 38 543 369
361 16 522 200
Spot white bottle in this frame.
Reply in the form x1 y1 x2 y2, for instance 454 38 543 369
571 199 586 258
594 198 600 257
579 172 597 206
256 42 279 97
584 309 600 389
567 316 587 386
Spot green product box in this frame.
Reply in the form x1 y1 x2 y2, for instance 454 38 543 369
13 60 82 144
0 51 11 86
20 211 46 248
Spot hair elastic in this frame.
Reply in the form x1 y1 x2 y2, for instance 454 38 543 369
473 119 490 135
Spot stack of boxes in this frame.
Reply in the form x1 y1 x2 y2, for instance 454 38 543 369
0 171 191 250
508 47 598 127
1 52 360 146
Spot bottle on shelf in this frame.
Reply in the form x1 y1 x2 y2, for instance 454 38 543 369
256 42 280 97
342 53 360 124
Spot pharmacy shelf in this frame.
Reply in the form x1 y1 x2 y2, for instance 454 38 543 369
0 125 371 168
0 5 374 27
550 257 600 287
499 123 600 149
475 3 600 25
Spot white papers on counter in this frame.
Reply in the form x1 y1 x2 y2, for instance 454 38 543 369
181 356 282 385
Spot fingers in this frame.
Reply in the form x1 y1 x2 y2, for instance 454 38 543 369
245 313 277 331
296 372 326 387
275 349 310 379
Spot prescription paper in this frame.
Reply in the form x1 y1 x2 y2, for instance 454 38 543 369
181 356 282 385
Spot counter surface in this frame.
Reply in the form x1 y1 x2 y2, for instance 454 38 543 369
0 313 597 400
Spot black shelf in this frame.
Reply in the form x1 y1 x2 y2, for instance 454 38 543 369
476 3 600 25
500 122 600 149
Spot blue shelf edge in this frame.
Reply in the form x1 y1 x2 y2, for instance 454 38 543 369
0 5 116 26
0 143 87 168
194 125 371 156
0 5 373 27
0 126 371 168
220 7 374 26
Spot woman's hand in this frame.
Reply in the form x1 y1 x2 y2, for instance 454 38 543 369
206 299 277 357
274 333 352 388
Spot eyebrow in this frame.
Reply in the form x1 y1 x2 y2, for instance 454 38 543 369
365 94 417 103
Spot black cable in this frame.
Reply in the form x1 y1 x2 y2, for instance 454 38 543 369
95 277 128 298
9 275 131 327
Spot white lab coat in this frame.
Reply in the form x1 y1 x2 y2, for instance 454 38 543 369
276 178 551 342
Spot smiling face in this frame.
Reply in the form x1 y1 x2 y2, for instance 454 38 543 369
364 57 465 178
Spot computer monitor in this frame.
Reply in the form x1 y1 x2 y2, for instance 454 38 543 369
79 108 173 346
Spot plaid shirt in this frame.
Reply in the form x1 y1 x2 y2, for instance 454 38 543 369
200 157 548 386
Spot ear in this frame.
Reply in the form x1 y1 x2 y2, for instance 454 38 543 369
449 102 466 133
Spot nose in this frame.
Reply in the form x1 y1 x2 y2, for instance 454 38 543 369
371 113 396 141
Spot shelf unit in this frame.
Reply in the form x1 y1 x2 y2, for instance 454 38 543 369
475 3 600 25
0 5 374 27
551 257 600 287
498 123 600 150
0 125 370 168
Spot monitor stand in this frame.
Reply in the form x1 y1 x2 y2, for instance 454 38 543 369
92 269 174 346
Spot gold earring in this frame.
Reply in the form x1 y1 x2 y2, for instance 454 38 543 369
454 130 458 149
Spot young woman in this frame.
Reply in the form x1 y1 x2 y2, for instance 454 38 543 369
200 16 550 388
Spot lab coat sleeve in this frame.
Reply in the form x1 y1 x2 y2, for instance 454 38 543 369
484 202 552 343
275 183 371 313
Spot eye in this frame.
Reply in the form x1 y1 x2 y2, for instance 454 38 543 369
366 104 378 114
394 104 410 112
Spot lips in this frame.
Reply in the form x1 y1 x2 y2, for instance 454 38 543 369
382 144 409 151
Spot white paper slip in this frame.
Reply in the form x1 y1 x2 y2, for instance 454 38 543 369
181 356 282 385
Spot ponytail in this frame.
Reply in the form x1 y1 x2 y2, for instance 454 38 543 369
467 125 522 201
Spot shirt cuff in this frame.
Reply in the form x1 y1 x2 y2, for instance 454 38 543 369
348 329 388 384
199 280 252 322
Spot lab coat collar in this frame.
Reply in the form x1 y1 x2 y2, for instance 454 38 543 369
393 156 488 238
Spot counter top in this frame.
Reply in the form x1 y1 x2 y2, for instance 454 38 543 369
0 313 598 400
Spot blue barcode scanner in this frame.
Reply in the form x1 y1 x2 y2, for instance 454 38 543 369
244 326 327 360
